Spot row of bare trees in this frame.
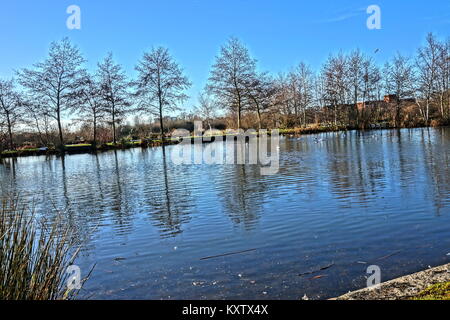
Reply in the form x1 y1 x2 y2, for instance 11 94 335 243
1 33 449 151
203 34 449 131
0 38 191 150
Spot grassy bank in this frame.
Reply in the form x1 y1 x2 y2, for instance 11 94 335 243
0 138 175 158
413 282 450 300
278 124 349 135
335 263 450 300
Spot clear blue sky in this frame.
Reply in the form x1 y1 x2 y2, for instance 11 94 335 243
1 0 450 112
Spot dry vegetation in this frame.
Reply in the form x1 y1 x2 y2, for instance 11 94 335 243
0 197 85 300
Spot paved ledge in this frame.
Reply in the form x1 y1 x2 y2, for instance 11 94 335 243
334 263 450 300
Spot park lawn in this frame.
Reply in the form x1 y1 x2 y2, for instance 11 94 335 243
1 148 43 156
65 144 92 148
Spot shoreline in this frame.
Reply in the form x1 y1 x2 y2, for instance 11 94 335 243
1 125 448 160
333 263 450 300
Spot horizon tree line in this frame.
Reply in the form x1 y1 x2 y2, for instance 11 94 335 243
0 33 449 151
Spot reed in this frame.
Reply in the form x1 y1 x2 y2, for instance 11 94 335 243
0 197 84 300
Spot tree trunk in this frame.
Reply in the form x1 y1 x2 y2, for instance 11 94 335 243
34 116 45 146
354 87 359 128
237 96 242 130
112 119 116 144
56 108 64 148
7 126 13 150
6 112 13 150
257 108 262 131
112 104 116 144
294 104 299 126
93 115 97 148
303 108 307 127
159 104 164 141
251 96 262 131
334 104 337 126
395 102 401 128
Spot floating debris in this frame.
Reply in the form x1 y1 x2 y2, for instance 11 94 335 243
375 250 402 261
299 263 335 277
200 248 257 261
114 257 126 261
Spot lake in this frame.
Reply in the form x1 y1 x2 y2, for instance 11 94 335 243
0 127 449 299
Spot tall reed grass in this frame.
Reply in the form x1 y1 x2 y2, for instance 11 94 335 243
0 197 85 300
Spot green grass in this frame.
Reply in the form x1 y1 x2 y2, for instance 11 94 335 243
20 148 42 152
1 149 47 157
1 150 18 155
65 144 92 148
0 197 86 300
105 141 142 147
412 282 450 300
277 125 347 135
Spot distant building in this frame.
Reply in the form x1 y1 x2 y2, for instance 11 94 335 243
357 102 366 110
384 94 398 103
156 116 179 122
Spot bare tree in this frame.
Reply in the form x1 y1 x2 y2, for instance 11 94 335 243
134 47 191 140
362 58 382 122
383 53 415 127
313 73 327 124
23 98 53 146
362 58 382 103
322 53 349 125
347 49 368 126
97 53 131 144
17 37 85 147
194 91 217 131
436 38 450 119
77 73 105 147
289 63 315 127
244 72 274 130
0 79 25 150
271 73 295 127
415 33 440 124
208 37 257 129
287 72 301 124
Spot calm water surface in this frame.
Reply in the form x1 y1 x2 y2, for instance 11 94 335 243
1 127 449 299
